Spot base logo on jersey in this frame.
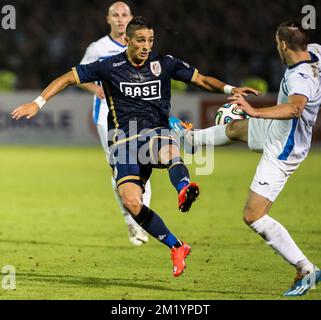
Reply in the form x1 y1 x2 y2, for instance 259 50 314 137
120 80 161 100
150 61 162 77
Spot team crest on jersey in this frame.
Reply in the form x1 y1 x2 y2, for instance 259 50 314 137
150 61 162 77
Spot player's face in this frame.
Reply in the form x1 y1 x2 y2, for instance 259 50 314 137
276 34 286 64
126 29 154 64
107 3 132 35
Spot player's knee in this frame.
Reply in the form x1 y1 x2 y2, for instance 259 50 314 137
159 144 180 164
227 119 249 142
121 195 142 216
226 120 241 140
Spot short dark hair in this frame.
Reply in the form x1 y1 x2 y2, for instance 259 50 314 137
277 20 309 51
126 16 153 38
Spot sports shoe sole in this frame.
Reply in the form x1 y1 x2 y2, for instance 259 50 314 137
179 185 200 213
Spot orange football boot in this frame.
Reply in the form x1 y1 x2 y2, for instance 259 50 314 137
171 242 191 277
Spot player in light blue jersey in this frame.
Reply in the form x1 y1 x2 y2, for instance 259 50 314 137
79 2 150 246
171 20 321 296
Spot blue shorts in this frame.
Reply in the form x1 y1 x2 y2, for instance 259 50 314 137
109 128 178 189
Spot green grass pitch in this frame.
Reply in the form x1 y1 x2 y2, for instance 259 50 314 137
0 146 320 300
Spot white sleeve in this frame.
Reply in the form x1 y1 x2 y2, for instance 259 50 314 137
308 43 321 58
287 72 314 101
80 43 99 64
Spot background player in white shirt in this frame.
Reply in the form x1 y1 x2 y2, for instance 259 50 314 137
172 20 321 296
79 1 149 246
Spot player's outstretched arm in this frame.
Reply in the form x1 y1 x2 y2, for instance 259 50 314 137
12 71 76 120
229 94 307 119
78 83 105 100
191 73 261 96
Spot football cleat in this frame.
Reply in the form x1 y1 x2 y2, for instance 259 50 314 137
171 242 191 277
178 182 200 212
169 116 198 154
128 224 149 246
283 266 321 296
169 116 193 133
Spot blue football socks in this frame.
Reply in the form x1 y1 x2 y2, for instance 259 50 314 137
168 158 190 193
134 205 181 248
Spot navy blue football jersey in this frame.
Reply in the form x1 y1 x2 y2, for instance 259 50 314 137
72 51 198 138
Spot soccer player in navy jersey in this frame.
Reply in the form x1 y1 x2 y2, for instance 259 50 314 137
78 2 151 247
12 16 259 277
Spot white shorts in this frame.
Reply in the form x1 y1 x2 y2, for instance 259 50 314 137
250 154 291 202
248 118 301 202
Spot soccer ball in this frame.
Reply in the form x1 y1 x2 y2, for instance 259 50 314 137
214 103 249 125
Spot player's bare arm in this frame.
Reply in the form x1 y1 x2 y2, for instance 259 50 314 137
229 93 307 119
78 83 105 100
11 71 77 120
191 73 261 96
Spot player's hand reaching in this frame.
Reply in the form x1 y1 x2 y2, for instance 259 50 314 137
228 94 259 117
232 87 261 97
95 85 106 100
11 102 40 120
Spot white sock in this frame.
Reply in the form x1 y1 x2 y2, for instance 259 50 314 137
296 260 315 274
250 215 313 270
193 125 231 147
142 179 152 207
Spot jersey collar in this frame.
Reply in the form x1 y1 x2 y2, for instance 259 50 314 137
288 51 319 70
108 35 127 49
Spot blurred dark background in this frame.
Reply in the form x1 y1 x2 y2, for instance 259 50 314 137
0 0 320 91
